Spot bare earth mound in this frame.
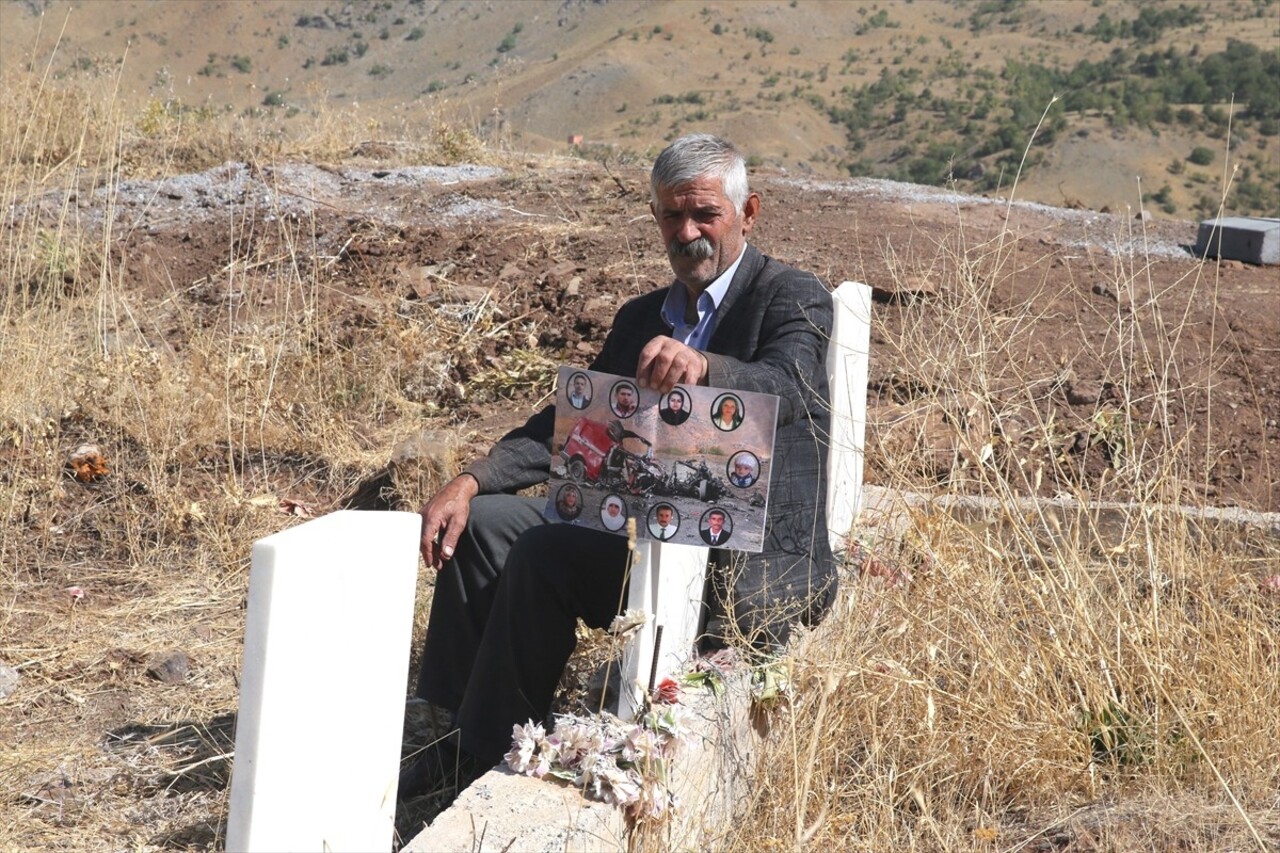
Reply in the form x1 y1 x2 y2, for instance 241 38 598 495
88 161 1280 510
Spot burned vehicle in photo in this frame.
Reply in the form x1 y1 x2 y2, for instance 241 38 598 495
560 419 663 494
559 419 727 502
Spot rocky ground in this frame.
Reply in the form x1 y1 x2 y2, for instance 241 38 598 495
84 157 1280 512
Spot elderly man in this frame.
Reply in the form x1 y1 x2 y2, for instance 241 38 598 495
406 134 835 797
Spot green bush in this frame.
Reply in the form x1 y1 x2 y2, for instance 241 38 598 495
1188 146 1214 165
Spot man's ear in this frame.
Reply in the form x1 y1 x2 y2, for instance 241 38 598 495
741 193 761 233
649 200 657 221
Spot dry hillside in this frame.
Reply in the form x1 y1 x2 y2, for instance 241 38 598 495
2 0 1277 217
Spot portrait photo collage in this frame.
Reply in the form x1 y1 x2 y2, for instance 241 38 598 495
544 366 779 553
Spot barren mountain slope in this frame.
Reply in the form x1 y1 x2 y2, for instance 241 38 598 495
2 0 1275 215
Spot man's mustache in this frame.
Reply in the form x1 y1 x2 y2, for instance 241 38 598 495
668 236 714 259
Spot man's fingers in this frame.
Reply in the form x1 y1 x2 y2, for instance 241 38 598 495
438 521 463 560
637 337 705 393
635 339 667 389
418 474 479 569
419 509 455 569
419 515 441 568
651 352 699 393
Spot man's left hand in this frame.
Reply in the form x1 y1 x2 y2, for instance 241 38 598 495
636 336 707 393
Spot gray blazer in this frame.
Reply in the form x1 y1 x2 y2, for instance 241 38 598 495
465 244 836 648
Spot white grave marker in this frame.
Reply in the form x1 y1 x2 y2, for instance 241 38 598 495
227 510 422 853
617 541 709 719
825 281 873 553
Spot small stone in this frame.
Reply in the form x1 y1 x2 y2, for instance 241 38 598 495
1064 380 1101 406
541 260 579 287
441 283 493 304
0 665 20 700
146 650 190 684
1090 283 1116 301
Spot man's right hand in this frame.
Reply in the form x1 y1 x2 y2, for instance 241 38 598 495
419 474 480 570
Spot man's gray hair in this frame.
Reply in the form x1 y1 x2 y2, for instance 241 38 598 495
650 134 749 212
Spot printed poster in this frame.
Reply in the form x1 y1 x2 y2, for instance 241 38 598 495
544 366 779 553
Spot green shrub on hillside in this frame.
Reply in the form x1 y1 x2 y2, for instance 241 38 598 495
1188 146 1214 166
1088 3 1204 45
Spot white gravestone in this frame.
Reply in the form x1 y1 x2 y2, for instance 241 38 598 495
227 510 422 853
825 281 873 554
618 541 710 720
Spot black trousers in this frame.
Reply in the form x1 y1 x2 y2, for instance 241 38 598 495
415 495 630 766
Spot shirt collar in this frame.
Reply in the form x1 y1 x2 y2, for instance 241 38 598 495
660 244 747 343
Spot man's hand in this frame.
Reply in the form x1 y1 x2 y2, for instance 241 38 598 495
419 474 480 570
636 336 708 393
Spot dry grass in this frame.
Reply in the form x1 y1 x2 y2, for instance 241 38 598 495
0 53 489 851
720 170 1280 851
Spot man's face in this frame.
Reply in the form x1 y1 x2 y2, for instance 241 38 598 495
708 512 725 533
722 398 737 420
669 393 684 412
657 507 672 526
651 176 759 292
616 387 634 410
564 491 578 509
735 461 751 478
572 376 586 396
